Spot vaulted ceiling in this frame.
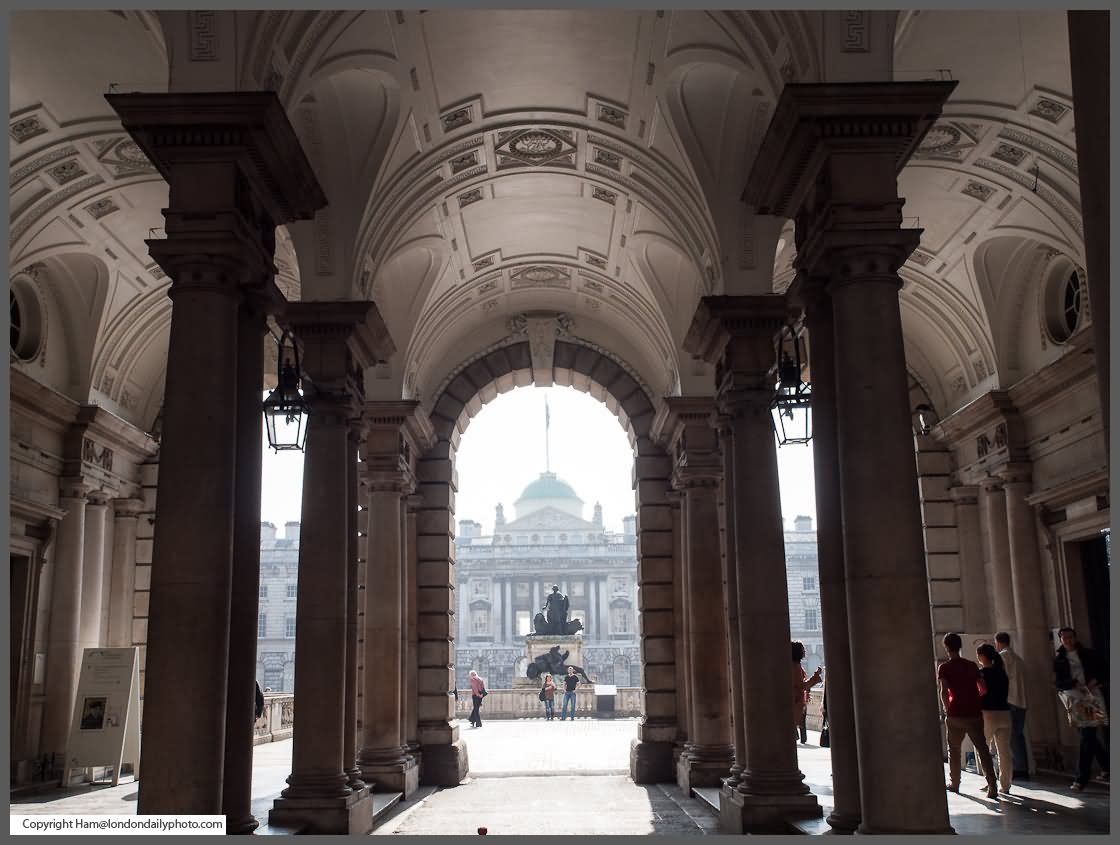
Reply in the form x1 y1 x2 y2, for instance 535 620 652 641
9 9 1087 433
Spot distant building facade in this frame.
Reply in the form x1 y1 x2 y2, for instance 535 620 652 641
256 520 301 692
453 471 641 689
785 515 824 674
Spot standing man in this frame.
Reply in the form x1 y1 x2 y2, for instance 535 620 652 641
995 632 1030 780
561 665 579 721
543 585 569 635
1054 626 1109 790
938 632 999 799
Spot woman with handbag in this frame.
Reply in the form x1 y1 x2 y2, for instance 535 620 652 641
1055 627 1109 790
540 673 556 721
468 669 488 728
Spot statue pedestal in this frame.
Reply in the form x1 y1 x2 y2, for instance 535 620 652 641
518 636 585 686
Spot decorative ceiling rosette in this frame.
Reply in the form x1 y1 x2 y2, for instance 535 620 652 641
494 127 578 170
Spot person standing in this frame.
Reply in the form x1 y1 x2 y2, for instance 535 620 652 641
976 644 1013 795
541 673 556 721
561 666 579 721
1054 626 1109 790
792 641 822 745
468 669 487 728
937 632 999 799
995 631 1030 779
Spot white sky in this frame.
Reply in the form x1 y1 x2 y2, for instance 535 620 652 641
259 384 818 535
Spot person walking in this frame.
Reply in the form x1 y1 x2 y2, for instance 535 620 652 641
995 631 1030 779
1054 626 1109 790
792 641 822 745
561 666 579 721
468 669 487 728
976 643 1013 795
938 632 999 799
540 673 556 721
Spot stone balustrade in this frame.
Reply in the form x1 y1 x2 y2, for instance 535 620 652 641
253 693 294 745
453 687 643 719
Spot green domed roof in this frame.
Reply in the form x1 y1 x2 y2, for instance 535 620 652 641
515 472 583 503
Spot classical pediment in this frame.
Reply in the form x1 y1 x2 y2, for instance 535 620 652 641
501 505 598 533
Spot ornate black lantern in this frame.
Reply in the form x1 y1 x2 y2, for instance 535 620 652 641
769 325 812 445
262 329 309 452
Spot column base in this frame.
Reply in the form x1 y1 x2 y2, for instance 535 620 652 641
720 786 822 833
630 737 675 784
418 740 468 786
826 809 861 834
344 766 367 792
224 814 259 836
677 746 734 792
360 751 419 797
268 786 373 835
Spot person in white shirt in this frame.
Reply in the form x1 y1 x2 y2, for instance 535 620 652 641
995 632 1030 779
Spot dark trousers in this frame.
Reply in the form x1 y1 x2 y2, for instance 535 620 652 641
798 711 808 744
470 695 483 726
1008 705 1029 774
1077 726 1108 784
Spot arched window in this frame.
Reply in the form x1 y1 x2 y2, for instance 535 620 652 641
613 654 630 685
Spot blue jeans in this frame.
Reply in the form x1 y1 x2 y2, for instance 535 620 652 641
543 699 554 718
1008 705 1029 774
561 691 576 719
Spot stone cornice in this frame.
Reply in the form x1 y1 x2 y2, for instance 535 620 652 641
10 495 67 527
9 368 80 433
1006 335 1098 414
361 400 436 453
105 91 327 225
933 391 1017 445
1025 467 1109 510
74 404 160 464
651 396 719 446
743 81 957 217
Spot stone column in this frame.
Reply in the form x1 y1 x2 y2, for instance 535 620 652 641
344 423 366 790
653 399 734 792
714 413 746 790
685 297 821 831
42 479 91 758
108 90 327 816
742 80 957 834
800 279 861 832
504 578 514 643
598 576 610 641
670 490 690 767
1000 466 1060 750
628 438 678 783
981 480 1016 635
1068 11 1109 454
404 495 423 766
951 486 991 634
269 302 388 835
223 293 273 835
107 499 143 648
78 491 111 652
532 580 541 624
358 403 428 798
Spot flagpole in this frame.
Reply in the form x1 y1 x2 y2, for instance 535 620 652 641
545 396 550 473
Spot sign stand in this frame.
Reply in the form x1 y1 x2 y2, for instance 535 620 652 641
63 647 141 788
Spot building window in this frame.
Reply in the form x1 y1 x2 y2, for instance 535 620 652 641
286 584 297 599
471 609 490 635
473 579 488 596
613 655 630 685
259 584 268 599
804 609 819 630
571 581 584 597
515 581 529 599
516 611 531 636
802 576 816 591
258 614 267 637
610 577 627 595
611 606 631 634
285 616 296 638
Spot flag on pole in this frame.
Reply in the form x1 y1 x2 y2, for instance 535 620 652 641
545 396 551 473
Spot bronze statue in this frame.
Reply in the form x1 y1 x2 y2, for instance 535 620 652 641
525 645 591 684
543 584 568 634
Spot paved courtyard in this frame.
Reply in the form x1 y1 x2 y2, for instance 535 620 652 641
10 719 1110 836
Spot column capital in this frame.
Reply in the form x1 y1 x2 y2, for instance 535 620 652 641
996 463 1033 487
684 294 793 366
105 91 326 227
743 81 957 219
362 469 412 495
980 475 1005 493
949 485 980 506
651 397 723 490
86 489 114 508
58 478 94 501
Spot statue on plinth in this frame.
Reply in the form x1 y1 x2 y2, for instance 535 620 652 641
525 645 591 684
532 585 583 636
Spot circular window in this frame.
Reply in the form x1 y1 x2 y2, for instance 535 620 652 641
1041 263 1085 345
9 275 44 361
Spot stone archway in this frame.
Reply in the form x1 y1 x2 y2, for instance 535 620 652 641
412 335 679 786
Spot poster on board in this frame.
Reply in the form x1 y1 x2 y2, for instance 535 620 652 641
64 647 141 787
